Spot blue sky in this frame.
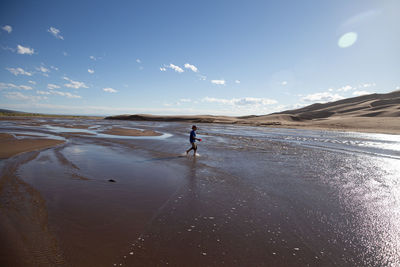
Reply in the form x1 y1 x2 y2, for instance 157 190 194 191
0 0 399 116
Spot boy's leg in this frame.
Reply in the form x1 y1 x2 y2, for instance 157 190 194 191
186 142 195 154
193 143 197 155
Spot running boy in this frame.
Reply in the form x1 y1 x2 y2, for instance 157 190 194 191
186 125 201 156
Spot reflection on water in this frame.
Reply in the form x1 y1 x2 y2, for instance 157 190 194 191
204 124 400 159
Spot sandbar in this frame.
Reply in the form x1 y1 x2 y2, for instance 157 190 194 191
101 127 161 136
0 133 64 159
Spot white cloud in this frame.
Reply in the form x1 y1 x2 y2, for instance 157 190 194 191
360 83 376 88
17 45 35 55
211 79 225 85
235 80 241 84
302 92 344 103
332 83 375 92
37 90 81 98
63 77 88 89
136 59 141 63
88 69 95 74
89 55 101 61
169 64 184 73
234 97 277 106
160 67 167 71
103 87 117 93
198 96 279 115
337 85 353 92
203 97 277 106
28 80 36 85
179 98 192 103
47 84 60 90
203 97 231 105
1 46 15 52
281 81 288 86
36 66 50 73
52 91 81 98
50 66 59 71
19 85 32 90
6 67 32 76
2 25 12 33
352 90 371 96
36 90 51 95
198 75 207 81
4 91 46 101
0 82 32 90
184 63 198 73
63 51 68 56
47 27 64 40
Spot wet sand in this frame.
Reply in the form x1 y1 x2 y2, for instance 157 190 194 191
1 117 400 266
0 133 64 159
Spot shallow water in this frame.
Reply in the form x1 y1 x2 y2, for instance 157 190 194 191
1 118 399 266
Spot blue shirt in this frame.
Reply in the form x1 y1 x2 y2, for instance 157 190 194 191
190 130 196 143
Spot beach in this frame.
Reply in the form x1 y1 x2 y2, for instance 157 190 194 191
1 117 400 266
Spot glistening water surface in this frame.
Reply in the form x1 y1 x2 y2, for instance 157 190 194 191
1 118 399 266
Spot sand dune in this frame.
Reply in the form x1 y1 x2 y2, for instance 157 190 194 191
106 90 400 134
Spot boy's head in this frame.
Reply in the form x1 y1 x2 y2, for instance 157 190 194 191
192 125 197 130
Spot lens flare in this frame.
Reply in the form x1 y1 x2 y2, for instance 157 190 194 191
338 32 358 48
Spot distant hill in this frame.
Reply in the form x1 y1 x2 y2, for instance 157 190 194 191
0 109 103 119
0 109 26 114
106 90 400 134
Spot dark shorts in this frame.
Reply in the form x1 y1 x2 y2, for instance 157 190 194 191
190 142 197 149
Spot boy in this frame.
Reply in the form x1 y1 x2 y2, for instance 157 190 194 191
186 125 201 156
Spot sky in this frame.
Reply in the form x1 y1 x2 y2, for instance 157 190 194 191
0 0 399 116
